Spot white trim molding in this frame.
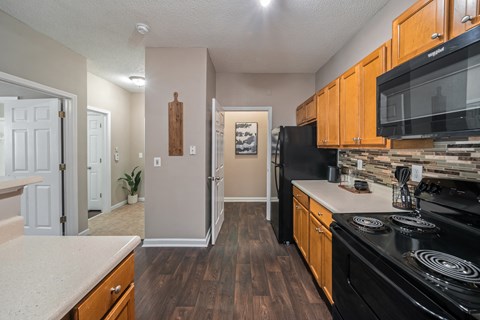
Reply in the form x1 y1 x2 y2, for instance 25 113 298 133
78 228 90 236
138 197 145 202
224 197 268 202
111 200 127 211
143 228 211 248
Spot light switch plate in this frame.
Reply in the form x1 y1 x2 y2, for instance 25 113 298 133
139 152 143 159
412 165 423 182
357 159 363 170
154 157 161 167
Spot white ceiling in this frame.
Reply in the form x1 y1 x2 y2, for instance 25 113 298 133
0 0 390 93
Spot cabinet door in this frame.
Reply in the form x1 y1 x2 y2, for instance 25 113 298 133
293 198 300 244
308 214 322 285
359 45 387 146
321 224 333 305
392 0 447 67
104 284 135 320
340 65 360 146
326 79 340 146
316 89 328 146
296 105 306 125
450 0 480 38
300 203 310 262
305 98 316 122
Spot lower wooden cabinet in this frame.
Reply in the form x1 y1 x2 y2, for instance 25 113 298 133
321 223 333 304
308 213 322 284
70 253 135 320
293 197 309 260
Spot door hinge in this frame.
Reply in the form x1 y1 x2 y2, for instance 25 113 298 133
60 216 67 224
100 158 102 163
59 163 66 171
58 111 66 118
100 123 102 128
100 193 102 198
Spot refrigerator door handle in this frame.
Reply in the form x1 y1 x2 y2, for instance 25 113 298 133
274 164 279 194
274 133 280 165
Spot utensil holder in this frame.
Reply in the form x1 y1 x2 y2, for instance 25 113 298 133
392 184 416 210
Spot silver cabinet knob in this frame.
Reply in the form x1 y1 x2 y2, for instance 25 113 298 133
317 212 323 216
295 205 300 209
461 15 473 24
315 227 320 232
318 228 324 233
431 33 442 40
110 285 121 294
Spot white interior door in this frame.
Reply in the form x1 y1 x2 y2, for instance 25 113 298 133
87 111 104 211
210 99 225 245
4 98 62 235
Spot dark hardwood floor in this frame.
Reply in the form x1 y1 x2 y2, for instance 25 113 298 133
134 202 332 320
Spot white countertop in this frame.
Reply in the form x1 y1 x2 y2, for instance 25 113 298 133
0 235 141 320
292 180 406 214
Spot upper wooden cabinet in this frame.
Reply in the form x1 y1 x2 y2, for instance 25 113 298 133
449 0 480 38
317 79 340 147
340 65 361 147
392 0 447 67
296 95 316 126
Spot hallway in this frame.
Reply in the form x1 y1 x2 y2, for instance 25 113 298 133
133 202 332 320
88 202 144 239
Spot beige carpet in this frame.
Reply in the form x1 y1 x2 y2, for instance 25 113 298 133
88 202 144 239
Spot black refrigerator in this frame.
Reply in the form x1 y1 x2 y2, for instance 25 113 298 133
271 126 337 244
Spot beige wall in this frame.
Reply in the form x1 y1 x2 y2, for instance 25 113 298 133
130 93 145 198
0 10 89 233
315 0 417 90
145 48 209 240
216 73 315 127
224 112 268 198
87 72 134 206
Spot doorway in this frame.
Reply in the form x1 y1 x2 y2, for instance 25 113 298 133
0 71 79 236
223 106 272 221
86 107 111 218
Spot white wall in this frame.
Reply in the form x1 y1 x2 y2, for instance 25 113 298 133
0 10 88 232
224 111 268 198
145 47 210 240
216 73 315 128
315 0 417 90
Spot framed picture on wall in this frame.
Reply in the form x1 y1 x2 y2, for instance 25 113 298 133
235 122 258 155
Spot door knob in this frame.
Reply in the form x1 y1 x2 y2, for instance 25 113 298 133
431 33 442 40
208 176 216 181
461 15 473 24
87 166 92 170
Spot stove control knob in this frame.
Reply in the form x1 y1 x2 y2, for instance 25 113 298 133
428 183 441 194
417 182 428 193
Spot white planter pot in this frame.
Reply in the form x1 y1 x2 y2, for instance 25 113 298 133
127 194 138 204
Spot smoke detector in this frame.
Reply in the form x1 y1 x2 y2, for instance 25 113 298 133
136 23 150 35
129 76 146 87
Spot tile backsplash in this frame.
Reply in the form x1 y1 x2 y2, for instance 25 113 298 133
338 137 480 187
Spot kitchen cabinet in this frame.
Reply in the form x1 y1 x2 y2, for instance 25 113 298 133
293 186 309 260
71 253 135 320
316 78 340 147
309 198 334 305
296 95 316 126
449 0 480 38
340 65 361 147
392 0 447 67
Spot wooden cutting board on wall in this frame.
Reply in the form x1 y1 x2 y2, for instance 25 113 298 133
168 92 183 156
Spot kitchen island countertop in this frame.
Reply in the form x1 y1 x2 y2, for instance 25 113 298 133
0 235 140 320
292 180 406 214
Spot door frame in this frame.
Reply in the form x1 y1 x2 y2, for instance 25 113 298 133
87 107 112 214
0 71 79 235
223 106 272 221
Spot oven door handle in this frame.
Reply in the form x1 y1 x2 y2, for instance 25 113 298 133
332 227 453 320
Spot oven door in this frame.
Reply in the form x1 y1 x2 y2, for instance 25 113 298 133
331 224 456 320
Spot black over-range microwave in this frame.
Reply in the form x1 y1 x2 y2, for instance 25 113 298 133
377 26 480 139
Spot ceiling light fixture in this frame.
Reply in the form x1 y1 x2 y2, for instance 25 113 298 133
259 0 272 7
135 23 150 35
129 76 146 87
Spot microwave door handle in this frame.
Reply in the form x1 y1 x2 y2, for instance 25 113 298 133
332 228 452 320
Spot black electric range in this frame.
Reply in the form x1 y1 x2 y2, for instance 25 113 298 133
331 178 480 320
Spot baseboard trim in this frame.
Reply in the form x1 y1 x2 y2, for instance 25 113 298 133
138 197 145 202
143 228 211 248
78 228 90 236
224 197 267 203
111 200 127 211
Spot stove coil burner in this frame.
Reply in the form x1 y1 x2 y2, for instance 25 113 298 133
390 215 438 235
412 250 480 287
351 216 388 233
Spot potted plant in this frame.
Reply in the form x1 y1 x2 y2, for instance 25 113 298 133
118 166 142 204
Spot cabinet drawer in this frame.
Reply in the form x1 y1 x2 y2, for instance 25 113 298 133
293 186 309 208
309 199 333 228
75 254 134 320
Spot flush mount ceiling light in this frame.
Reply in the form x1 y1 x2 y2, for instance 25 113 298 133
135 23 150 35
129 76 146 87
259 0 272 7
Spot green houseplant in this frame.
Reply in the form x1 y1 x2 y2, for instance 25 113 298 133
118 166 142 204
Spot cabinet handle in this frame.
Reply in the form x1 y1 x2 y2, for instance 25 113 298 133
357 137 362 144
110 285 122 294
315 227 319 232
317 212 323 216
295 205 300 209
318 228 324 233
431 33 442 40
461 15 473 24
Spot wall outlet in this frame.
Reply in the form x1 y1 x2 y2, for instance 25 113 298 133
189 145 196 155
357 159 363 170
139 152 143 159
154 157 161 167
412 165 423 182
